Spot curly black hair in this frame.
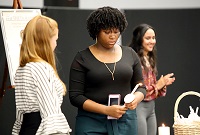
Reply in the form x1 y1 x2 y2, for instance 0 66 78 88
86 6 128 40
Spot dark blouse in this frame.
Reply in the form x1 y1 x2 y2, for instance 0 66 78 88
69 46 146 108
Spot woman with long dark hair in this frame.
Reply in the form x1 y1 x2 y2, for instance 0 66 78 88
129 23 175 135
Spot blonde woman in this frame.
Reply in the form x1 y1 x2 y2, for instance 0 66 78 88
12 15 71 135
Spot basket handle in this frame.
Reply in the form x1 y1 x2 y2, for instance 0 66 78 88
174 91 200 121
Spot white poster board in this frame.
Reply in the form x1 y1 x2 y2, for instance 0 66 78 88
0 9 41 86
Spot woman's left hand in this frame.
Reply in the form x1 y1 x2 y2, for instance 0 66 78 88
164 73 175 86
124 91 144 110
124 99 138 110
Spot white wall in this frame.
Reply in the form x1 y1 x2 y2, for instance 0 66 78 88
0 0 43 8
79 0 200 9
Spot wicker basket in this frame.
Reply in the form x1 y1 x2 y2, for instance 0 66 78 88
173 91 200 135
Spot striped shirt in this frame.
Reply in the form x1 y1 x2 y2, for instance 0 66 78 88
12 62 71 135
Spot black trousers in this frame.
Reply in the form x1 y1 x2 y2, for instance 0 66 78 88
19 112 41 135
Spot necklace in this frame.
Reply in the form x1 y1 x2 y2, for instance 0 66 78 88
104 47 116 81
94 44 116 80
104 62 116 80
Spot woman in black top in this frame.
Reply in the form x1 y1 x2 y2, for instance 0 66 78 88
69 6 146 135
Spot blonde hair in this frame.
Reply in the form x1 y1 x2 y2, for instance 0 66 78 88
20 15 66 95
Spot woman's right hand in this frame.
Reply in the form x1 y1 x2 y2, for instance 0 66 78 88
105 105 128 119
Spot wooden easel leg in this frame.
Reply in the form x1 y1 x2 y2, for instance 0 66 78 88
0 0 23 108
13 0 23 9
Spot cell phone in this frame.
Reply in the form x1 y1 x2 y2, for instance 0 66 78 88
107 94 121 119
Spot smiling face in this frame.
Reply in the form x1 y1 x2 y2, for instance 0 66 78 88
142 28 156 56
97 28 120 49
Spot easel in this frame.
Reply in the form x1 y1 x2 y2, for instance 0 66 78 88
0 0 23 107
13 0 23 9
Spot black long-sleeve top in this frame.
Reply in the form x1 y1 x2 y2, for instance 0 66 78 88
69 46 146 108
